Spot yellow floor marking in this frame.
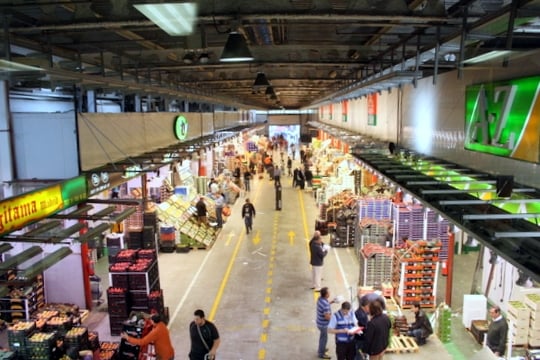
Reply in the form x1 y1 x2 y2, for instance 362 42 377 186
262 319 270 328
208 180 262 321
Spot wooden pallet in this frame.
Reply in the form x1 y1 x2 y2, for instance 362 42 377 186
386 335 419 353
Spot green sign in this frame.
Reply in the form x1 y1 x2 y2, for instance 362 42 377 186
464 76 540 163
174 115 189 140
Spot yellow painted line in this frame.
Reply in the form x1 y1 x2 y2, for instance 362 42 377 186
208 180 262 321
269 263 274 269
260 333 267 342
258 349 265 359
267 278 272 285
263 307 270 315
265 296 271 303
268 270 273 276
266 287 272 294
262 319 270 328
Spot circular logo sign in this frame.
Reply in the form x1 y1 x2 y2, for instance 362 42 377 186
174 115 188 140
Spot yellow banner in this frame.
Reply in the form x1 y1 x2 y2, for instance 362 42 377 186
0 185 64 235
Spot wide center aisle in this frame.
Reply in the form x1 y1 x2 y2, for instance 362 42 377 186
131 174 454 359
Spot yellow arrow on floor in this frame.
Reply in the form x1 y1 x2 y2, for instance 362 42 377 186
288 230 295 245
252 230 261 245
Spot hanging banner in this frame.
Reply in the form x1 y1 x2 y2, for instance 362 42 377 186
0 176 87 236
367 93 377 126
464 75 540 163
342 100 348 122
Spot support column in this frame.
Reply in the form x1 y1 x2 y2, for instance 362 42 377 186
0 80 15 198
134 94 142 112
86 89 96 113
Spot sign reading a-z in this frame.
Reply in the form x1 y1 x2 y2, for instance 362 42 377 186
464 76 540 163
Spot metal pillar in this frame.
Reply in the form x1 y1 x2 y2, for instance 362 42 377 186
0 81 14 198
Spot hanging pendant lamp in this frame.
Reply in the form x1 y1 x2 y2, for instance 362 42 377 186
220 32 254 62
253 72 270 89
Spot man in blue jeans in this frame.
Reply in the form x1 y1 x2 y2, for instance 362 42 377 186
316 287 332 359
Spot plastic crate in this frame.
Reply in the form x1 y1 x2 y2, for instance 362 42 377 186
65 326 89 351
27 332 55 360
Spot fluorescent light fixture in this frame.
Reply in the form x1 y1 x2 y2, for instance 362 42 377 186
134 3 197 36
463 50 513 64
0 59 44 73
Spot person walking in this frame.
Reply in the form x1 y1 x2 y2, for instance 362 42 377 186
286 156 292 176
486 305 508 357
273 165 282 186
195 196 207 226
243 167 252 192
121 314 175 360
362 300 391 360
309 230 328 291
407 302 433 345
189 309 220 360
316 287 333 359
241 198 256 234
328 301 358 360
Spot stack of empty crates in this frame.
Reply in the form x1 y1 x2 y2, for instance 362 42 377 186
508 300 530 346
358 243 393 288
526 293 540 348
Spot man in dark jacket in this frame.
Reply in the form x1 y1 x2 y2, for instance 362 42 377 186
407 301 433 345
486 305 508 356
354 296 370 360
362 301 391 360
195 196 207 225
241 198 256 234
309 231 328 291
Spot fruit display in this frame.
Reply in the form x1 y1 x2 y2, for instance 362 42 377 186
109 262 131 272
100 342 120 359
27 332 56 360
46 316 72 332
27 332 55 343
8 321 35 332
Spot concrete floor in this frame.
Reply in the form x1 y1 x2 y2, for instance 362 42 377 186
88 166 495 360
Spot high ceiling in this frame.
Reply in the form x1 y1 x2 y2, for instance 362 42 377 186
2 0 540 109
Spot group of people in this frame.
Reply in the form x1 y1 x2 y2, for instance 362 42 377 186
316 288 391 360
310 230 437 360
120 309 220 360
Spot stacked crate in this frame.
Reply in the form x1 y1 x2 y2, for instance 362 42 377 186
107 287 130 336
64 327 90 353
358 243 393 287
526 293 540 347
27 331 55 360
107 249 165 335
393 240 440 308
7 322 35 360
437 304 452 343
393 205 411 246
409 205 424 240
507 300 529 346
358 198 392 221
